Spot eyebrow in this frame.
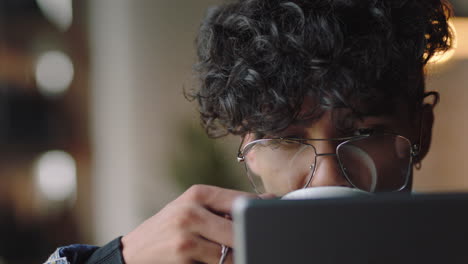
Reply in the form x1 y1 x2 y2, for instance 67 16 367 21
280 114 399 138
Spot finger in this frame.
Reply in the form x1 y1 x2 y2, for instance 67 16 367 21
169 203 234 247
194 206 234 247
179 184 257 214
258 193 277 199
190 236 230 264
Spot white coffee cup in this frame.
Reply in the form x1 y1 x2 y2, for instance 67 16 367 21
281 186 371 200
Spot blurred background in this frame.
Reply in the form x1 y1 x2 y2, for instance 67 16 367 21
0 0 466 263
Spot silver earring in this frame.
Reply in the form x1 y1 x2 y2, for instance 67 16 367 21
414 161 422 170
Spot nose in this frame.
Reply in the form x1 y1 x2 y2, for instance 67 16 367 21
308 153 352 188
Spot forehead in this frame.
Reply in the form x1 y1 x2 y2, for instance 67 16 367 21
283 101 414 137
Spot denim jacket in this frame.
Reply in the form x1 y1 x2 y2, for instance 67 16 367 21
44 237 124 264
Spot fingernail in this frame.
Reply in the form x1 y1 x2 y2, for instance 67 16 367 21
257 193 277 200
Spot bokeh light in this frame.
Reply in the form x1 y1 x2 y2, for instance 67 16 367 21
428 20 457 64
36 0 73 31
35 51 74 97
34 150 77 202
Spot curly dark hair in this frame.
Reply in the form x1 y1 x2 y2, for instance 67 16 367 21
192 0 453 137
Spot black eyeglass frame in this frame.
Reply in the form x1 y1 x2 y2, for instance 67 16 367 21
237 133 421 194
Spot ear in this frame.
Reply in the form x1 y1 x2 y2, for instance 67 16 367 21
238 133 258 164
414 103 435 163
241 133 257 147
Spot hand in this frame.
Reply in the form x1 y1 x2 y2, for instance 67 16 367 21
121 184 257 264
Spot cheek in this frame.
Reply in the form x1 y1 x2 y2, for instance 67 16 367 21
395 137 411 159
246 150 313 195
247 150 286 181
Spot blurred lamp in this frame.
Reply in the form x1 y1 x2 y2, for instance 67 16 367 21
452 18 468 59
36 0 73 31
428 20 457 64
34 150 77 201
35 51 74 97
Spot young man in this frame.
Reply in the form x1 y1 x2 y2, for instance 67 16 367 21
45 0 453 263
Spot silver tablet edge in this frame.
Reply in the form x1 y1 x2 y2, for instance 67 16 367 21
233 196 251 264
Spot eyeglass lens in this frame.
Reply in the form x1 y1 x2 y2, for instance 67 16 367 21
244 139 316 195
242 135 412 195
337 134 411 192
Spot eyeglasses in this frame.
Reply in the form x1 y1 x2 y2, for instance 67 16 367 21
237 133 420 196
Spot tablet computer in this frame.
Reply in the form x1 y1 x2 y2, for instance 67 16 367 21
233 192 468 264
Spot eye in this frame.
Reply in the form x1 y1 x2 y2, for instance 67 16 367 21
354 128 375 136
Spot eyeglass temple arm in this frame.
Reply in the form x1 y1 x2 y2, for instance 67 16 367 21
237 136 246 162
412 93 437 158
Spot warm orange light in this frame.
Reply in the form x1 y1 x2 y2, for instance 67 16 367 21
452 17 468 59
429 17 468 64
428 20 457 64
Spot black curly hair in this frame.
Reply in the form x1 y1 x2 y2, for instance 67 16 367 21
192 0 453 137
